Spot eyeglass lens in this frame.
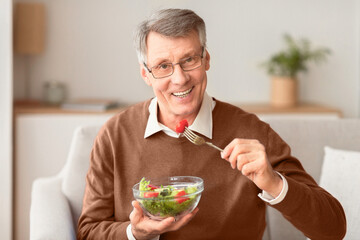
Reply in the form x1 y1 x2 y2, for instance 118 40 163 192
151 55 202 79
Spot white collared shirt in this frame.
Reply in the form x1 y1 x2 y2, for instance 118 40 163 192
144 92 215 139
127 92 288 239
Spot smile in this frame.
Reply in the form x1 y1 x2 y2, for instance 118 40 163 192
172 87 193 98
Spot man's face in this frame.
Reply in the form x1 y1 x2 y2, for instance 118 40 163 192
141 30 210 126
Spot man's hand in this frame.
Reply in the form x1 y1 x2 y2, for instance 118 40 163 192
129 201 199 240
221 138 283 197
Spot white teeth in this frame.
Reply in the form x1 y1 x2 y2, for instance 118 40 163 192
173 88 193 97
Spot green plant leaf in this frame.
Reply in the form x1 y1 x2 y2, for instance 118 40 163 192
260 33 331 78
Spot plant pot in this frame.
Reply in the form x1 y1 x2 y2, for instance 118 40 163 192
271 76 297 107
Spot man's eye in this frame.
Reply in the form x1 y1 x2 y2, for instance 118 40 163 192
159 64 170 70
184 57 194 63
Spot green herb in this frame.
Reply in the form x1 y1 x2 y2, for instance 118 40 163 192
160 188 171 197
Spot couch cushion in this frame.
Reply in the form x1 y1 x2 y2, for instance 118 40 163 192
320 146 360 239
61 125 102 226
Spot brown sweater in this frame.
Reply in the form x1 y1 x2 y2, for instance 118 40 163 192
77 99 346 240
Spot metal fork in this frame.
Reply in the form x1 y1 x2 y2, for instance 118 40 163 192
183 127 223 152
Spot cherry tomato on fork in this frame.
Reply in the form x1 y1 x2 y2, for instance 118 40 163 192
175 120 189 133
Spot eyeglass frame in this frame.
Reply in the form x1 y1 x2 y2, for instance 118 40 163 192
143 47 205 79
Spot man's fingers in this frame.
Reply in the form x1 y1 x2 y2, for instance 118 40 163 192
134 208 199 237
226 144 251 168
168 208 199 231
150 217 175 232
221 141 236 160
241 159 260 177
129 201 143 224
221 138 266 171
229 145 263 169
132 200 143 212
222 138 250 159
177 208 199 224
236 152 255 171
130 202 199 238
222 139 263 160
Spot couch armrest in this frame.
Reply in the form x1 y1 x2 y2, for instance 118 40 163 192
30 176 76 240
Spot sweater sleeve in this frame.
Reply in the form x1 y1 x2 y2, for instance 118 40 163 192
77 127 129 240
265 124 346 240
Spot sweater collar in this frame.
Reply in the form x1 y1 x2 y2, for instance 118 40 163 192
144 92 216 139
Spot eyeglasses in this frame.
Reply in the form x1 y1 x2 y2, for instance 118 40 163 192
144 47 205 79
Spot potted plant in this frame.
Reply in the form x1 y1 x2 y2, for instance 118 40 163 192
261 34 331 107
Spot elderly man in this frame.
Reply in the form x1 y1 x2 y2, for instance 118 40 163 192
77 8 346 240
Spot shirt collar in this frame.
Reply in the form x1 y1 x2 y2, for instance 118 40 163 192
144 92 216 139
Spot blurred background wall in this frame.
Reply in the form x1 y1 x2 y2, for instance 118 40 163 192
13 0 360 117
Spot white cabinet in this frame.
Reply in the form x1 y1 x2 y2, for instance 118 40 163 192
14 107 119 240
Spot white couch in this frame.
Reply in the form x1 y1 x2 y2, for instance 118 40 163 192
30 119 360 240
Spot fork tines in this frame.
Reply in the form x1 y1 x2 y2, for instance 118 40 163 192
183 127 223 152
183 127 196 142
183 127 205 146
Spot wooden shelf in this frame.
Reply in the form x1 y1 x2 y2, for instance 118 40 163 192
236 102 342 117
14 100 342 117
13 100 125 115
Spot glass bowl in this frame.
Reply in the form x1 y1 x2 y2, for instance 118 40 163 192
132 176 204 220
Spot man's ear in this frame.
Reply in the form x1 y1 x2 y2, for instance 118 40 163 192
205 50 210 71
140 63 152 86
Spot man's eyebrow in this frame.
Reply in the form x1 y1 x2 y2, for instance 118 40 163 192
151 50 199 65
149 57 170 66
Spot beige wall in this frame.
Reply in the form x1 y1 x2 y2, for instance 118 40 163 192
13 0 360 117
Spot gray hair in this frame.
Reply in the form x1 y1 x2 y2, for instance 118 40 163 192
134 8 207 64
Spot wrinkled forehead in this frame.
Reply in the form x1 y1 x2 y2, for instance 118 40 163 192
146 30 202 61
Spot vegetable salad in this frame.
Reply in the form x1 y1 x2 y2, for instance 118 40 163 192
138 177 199 218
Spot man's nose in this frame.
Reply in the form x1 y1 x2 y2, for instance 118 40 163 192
171 64 189 84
